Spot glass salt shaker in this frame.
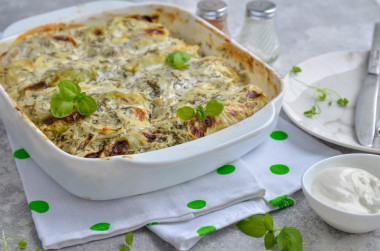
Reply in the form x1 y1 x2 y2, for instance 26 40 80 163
236 1 280 64
196 0 230 35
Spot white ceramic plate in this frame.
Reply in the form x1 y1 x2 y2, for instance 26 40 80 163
283 50 380 153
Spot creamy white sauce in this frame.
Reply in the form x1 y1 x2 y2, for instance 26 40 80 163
311 167 380 214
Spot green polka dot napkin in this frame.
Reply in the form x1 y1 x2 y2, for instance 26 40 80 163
148 118 340 250
8 118 339 250
8 136 264 249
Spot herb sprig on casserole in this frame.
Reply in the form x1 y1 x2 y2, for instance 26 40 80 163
0 15 268 158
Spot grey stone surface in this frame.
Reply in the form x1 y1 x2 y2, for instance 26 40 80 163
1 0 380 250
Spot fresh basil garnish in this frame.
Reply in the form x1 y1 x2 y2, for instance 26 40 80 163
166 51 191 69
177 99 224 122
50 80 97 118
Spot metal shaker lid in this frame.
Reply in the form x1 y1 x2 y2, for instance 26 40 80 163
246 1 276 20
196 0 228 20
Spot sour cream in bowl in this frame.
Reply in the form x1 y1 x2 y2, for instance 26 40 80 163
301 154 380 233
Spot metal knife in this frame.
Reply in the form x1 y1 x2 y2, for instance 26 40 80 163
355 23 380 147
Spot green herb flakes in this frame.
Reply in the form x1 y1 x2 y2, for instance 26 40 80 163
290 66 349 118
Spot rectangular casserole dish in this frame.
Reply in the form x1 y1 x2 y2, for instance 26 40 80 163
0 1 284 200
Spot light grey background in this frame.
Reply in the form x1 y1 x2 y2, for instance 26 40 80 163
1 0 380 250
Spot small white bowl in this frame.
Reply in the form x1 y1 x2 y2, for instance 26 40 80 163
302 153 380 233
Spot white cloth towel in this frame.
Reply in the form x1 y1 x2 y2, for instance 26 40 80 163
8 118 340 250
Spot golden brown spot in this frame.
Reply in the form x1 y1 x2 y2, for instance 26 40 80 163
42 117 58 126
204 116 215 128
15 23 84 44
228 110 238 117
86 135 93 143
121 97 129 103
132 15 159 23
145 26 165 35
238 104 249 109
188 118 206 138
52 35 78 47
0 51 7 60
122 155 133 159
135 108 146 121
24 81 48 91
143 132 157 143
62 112 83 124
93 29 103 36
246 90 262 99
15 23 64 43
110 140 129 156
101 127 116 134
247 57 253 69
165 12 176 24
84 151 102 158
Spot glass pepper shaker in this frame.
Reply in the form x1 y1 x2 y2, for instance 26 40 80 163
236 1 280 64
196 0 230 35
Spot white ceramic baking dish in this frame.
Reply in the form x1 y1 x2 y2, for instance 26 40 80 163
0 1 284 200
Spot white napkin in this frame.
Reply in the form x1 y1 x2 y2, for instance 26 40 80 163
149 118 341 250
8 117 340 250
8 135 265 249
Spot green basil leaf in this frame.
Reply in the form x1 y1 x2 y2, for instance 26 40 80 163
74 92 87 103
264 232 276 250
277 227 303 251
173 51 184 63
172 62 189 69
269 195 288 207
337 98 349 107
58 80 81 101
269 195 295 209
205 99 224 116
264 213 274 231
291 66 302 74
177 106 195 121
77 95 98 116
236 215 267 238
50 92 74 118
304 106 318 118
18 239 28 250
317 92 327 101
125 232 134 246
196 105 207 121
166 51 191 69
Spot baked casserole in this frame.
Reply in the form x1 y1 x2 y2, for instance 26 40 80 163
0 14 268 158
